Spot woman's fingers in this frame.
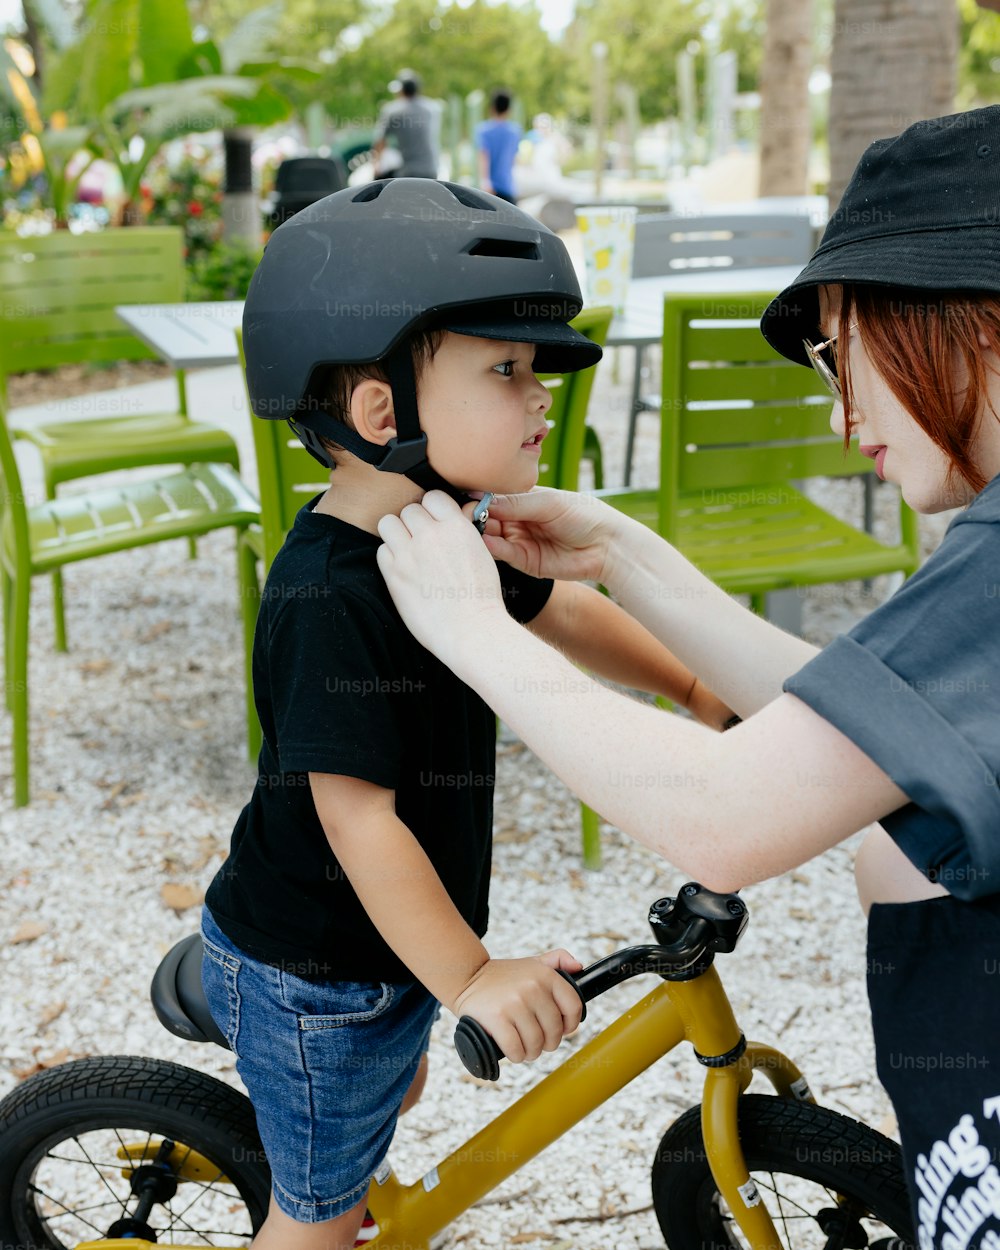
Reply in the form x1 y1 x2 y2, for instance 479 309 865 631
375 513 409 543
420 489 465 520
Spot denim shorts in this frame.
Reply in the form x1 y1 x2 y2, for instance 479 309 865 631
200 908 439 1223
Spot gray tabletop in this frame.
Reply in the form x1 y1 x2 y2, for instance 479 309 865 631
115 300 245 370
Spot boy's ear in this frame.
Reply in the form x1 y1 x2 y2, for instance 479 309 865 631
350 378 397 446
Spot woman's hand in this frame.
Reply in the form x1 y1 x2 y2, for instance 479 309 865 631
478 487 618 583
376 492 509 662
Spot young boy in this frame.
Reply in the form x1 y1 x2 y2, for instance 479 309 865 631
202 179 733 1250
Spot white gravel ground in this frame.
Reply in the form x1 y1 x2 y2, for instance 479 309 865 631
0 356 954 1248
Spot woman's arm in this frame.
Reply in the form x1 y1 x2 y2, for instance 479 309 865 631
429 619 904 891
602 515 820 716
376 494 908 890
483 489 818 717
528 581 736 731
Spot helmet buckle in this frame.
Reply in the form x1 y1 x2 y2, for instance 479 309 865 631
378 434 430 474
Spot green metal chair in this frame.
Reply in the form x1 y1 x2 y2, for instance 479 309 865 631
534 305 613 868
234 329 336 762
597 292 921 614
0 393 259 808
535 304 614 493
0 228 241 652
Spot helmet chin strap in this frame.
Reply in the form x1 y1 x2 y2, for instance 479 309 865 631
290 343 472 506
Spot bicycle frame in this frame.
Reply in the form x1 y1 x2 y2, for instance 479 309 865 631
75 961 815 1250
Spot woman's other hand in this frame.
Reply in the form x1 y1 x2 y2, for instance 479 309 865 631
377 492 508 661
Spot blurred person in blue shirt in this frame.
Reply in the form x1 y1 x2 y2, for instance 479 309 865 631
476 90 521 204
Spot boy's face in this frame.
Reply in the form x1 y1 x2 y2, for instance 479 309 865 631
416 332 553 494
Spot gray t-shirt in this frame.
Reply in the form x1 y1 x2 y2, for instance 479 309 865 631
374 97 441 179
784 472 1000 899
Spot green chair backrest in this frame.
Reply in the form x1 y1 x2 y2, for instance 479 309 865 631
536 304 613 490
659 292 874 541
0 227 185 380
236 329 331 570
0 390 29 566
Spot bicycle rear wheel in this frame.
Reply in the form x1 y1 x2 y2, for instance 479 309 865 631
0 1055 271 1249
652 1094 914 1250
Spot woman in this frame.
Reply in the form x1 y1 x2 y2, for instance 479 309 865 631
377 106 1000 1249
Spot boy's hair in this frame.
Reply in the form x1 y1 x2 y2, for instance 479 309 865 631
317 327 445 465
491 90 512 114
838 284 1000 493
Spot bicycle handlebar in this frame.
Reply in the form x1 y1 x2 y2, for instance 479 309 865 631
454 885 747 1081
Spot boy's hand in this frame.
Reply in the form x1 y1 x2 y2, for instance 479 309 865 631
449 950 584 1064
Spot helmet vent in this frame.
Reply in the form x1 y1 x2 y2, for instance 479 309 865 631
447 185 498 212
466 237 540 260
352 183 387 203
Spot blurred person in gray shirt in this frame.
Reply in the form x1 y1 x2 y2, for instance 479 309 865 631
373 70 441 179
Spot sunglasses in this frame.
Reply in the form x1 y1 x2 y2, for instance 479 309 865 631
802 323 856 400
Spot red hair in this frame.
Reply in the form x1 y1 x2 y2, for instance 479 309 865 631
837 285 1000 493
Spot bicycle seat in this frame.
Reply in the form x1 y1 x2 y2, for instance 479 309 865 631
150 934 228 1049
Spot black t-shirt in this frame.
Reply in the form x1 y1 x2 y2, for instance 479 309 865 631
206 497 553 981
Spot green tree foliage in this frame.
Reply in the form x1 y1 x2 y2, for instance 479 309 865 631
958 0 1000 104
186 0 363 119
317 0 566 133
561 0 703 125
717 0 766 93
560 0 764 126
3 0 321 220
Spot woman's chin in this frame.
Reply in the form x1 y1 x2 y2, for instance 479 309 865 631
901 477 975 515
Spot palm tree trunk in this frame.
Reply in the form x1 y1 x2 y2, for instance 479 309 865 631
758 0 815 196
828 0 958 209
222 127 259 247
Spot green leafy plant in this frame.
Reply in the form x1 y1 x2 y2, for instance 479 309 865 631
186 236 261 301
143 149 224 259
5 0 317 227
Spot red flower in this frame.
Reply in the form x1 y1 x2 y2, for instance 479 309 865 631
187 200 204 216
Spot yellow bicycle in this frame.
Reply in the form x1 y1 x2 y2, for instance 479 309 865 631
0 884 914 1249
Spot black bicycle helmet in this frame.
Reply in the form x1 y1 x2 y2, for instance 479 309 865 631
243 178 602 494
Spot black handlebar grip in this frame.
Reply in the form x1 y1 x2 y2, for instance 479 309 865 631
453 969 587 1081
454 1015 503 1081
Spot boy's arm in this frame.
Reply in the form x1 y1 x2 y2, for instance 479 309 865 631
527 581 737 732
309 771 582 1062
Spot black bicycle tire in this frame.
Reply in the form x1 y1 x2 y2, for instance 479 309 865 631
652 1093 915 1250
0 1054 272 1250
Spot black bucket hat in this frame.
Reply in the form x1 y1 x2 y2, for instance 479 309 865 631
761 105 1000 366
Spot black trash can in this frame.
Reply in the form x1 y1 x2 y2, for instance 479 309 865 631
266 156 349 228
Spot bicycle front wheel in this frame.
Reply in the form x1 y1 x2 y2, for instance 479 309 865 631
0 1055 272 1249
652 1094 914 1250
